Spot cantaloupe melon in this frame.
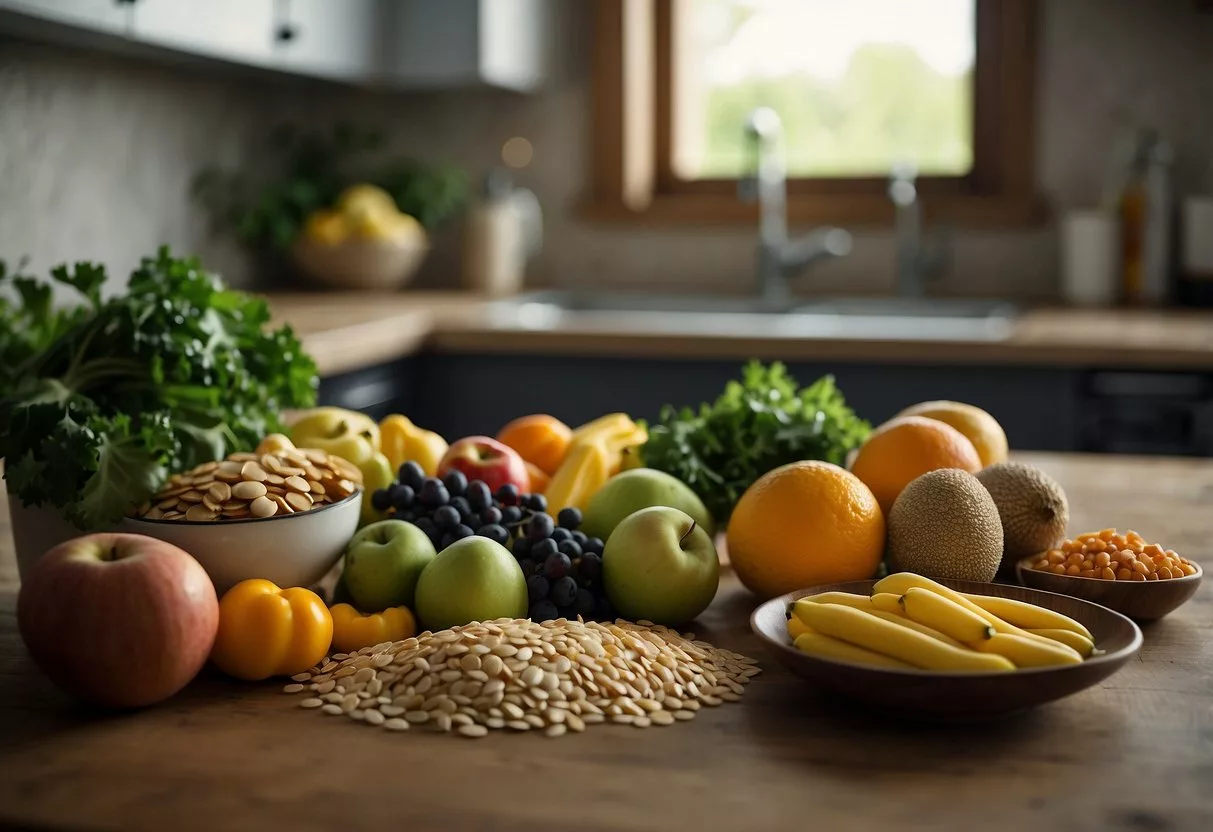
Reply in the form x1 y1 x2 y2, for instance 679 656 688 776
887 469 1003 582
976 462 1069 567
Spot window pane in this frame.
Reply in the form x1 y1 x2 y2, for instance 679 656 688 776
672 0 975 179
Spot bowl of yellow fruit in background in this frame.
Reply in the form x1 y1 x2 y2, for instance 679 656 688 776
291 184 429 291
751 572 1142 720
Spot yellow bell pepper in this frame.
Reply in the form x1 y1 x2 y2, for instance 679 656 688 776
210 579 333 681
330 604 417 654
380 414 448 476
289 407 380 467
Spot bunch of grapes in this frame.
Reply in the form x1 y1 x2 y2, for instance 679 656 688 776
370 462 612 621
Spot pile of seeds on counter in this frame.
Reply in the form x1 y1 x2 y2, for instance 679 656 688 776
285 617 761 738
132 443 362 522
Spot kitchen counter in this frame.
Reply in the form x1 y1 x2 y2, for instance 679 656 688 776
1 451 1211 831
266 292 1213 377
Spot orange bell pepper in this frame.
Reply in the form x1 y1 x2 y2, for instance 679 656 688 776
210 579 333 681
330 603 417 654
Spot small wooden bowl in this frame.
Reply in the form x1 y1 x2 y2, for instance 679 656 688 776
1016 556 1203 622
291 237 429 291
751 579 1142 721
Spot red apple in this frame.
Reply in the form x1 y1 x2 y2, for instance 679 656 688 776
17 533 219 709
437 436 531 495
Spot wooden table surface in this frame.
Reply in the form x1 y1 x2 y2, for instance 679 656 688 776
2 452 1212 832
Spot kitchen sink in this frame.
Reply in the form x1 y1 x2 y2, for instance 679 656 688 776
491 290 1018 341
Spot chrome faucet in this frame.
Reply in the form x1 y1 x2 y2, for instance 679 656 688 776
888 161 948 297
740 107 852 310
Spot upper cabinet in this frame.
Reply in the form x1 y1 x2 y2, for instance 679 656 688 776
0 0 549 90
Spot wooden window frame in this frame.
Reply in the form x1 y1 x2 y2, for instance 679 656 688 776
589 0 1043 227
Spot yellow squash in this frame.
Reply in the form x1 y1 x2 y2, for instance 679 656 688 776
210 579 333 681
330 604 417 654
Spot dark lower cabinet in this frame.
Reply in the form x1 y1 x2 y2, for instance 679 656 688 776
316 352 1213 457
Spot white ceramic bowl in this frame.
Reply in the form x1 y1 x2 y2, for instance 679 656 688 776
119 491 362 596
290 237 429 291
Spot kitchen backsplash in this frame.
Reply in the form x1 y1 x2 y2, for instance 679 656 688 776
0 0 1210 299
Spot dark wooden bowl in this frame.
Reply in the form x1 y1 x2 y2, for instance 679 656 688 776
751 578 1142 721
1016 556 1203 622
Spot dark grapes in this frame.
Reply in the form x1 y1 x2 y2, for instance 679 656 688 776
531 538 558 560
584 537 605 555
558 539 582 559
557 507 582 530
391 484 415 511
550 527 572 544
594 596 616 621
450 496 473 519
479 506 503 526
527 574 550 603
371 488 392 512
517 558 537 576
526 513 555 541
502 506 523 525
529 600 559 622
451 524 475 541
578 551 602 582
442 470 468 497
419 479 449 508
544 552 572 579
467 480 493 512
549 576 578 607
513 537 532 558
525 494 547 513
496 484 520 506
476 524 510 547
571 530 588 546
399 461 426 490
415 517 438 539
574 588 596 617
434 505 461 529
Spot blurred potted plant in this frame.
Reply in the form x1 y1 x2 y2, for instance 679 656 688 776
193 123 468 290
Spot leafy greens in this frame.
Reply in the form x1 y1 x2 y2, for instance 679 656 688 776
641 361 871 525
0 247 318 529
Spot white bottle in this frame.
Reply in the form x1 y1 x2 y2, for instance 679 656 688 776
462 169 542 297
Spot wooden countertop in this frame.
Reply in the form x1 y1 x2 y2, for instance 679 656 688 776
1 451 1212 831
266 292 1213 377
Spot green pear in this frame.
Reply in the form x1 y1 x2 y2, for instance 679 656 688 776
343 520 436 612
414 537 527 631
583 468 715 541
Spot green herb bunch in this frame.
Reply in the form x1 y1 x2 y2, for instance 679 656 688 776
0 247 318 529
642 361 871 525
193 123 468 251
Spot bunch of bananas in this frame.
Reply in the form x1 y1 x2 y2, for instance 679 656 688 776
544 414 648 513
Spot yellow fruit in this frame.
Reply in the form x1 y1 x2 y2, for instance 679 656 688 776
895 400 1009 467
792 602 1014 672
975 462 1070 565
726 461 885 599
336 184 398 220
379 415 447 477
899 587 995 643
1026 629 1097 658
962 594 1093 641
869 593 903 614
886 468 1004 582
569 413 647 475
867 610 964 648
850 416 983 514
303 210 349 245
795 592 877 612
544 438 612 512
974 633 1083 667
793 632 915 670
786 616 812 641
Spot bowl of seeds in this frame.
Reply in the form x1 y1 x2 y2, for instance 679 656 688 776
121 437 363 595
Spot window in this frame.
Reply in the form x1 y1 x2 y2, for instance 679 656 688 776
591 0 1039 225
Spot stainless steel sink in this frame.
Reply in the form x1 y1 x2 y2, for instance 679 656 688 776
490 290 1018 342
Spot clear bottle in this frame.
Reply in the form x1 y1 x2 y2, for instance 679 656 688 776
1117 129 1173 306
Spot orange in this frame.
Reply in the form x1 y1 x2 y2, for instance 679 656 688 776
726 461 886 599
895 400 1008 468
849 416 982 514
496 415 572 476
525 461 551 494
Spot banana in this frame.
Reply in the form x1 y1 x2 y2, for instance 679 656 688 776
793 632 915 670
867 610 965 649
900 587 995 643
869 592 904 614
974 633 1084 668
795 592 875 612
962 594 1094 641
791 602 1014 672
1026 628 1098 658
873 573 1051 643
544 439 612 512
786 615 812 641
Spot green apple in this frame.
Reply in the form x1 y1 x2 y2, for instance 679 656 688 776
358 452 397 527
343 519 436 612
582 468 715 542
414 536 527 631
602 506 719 625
